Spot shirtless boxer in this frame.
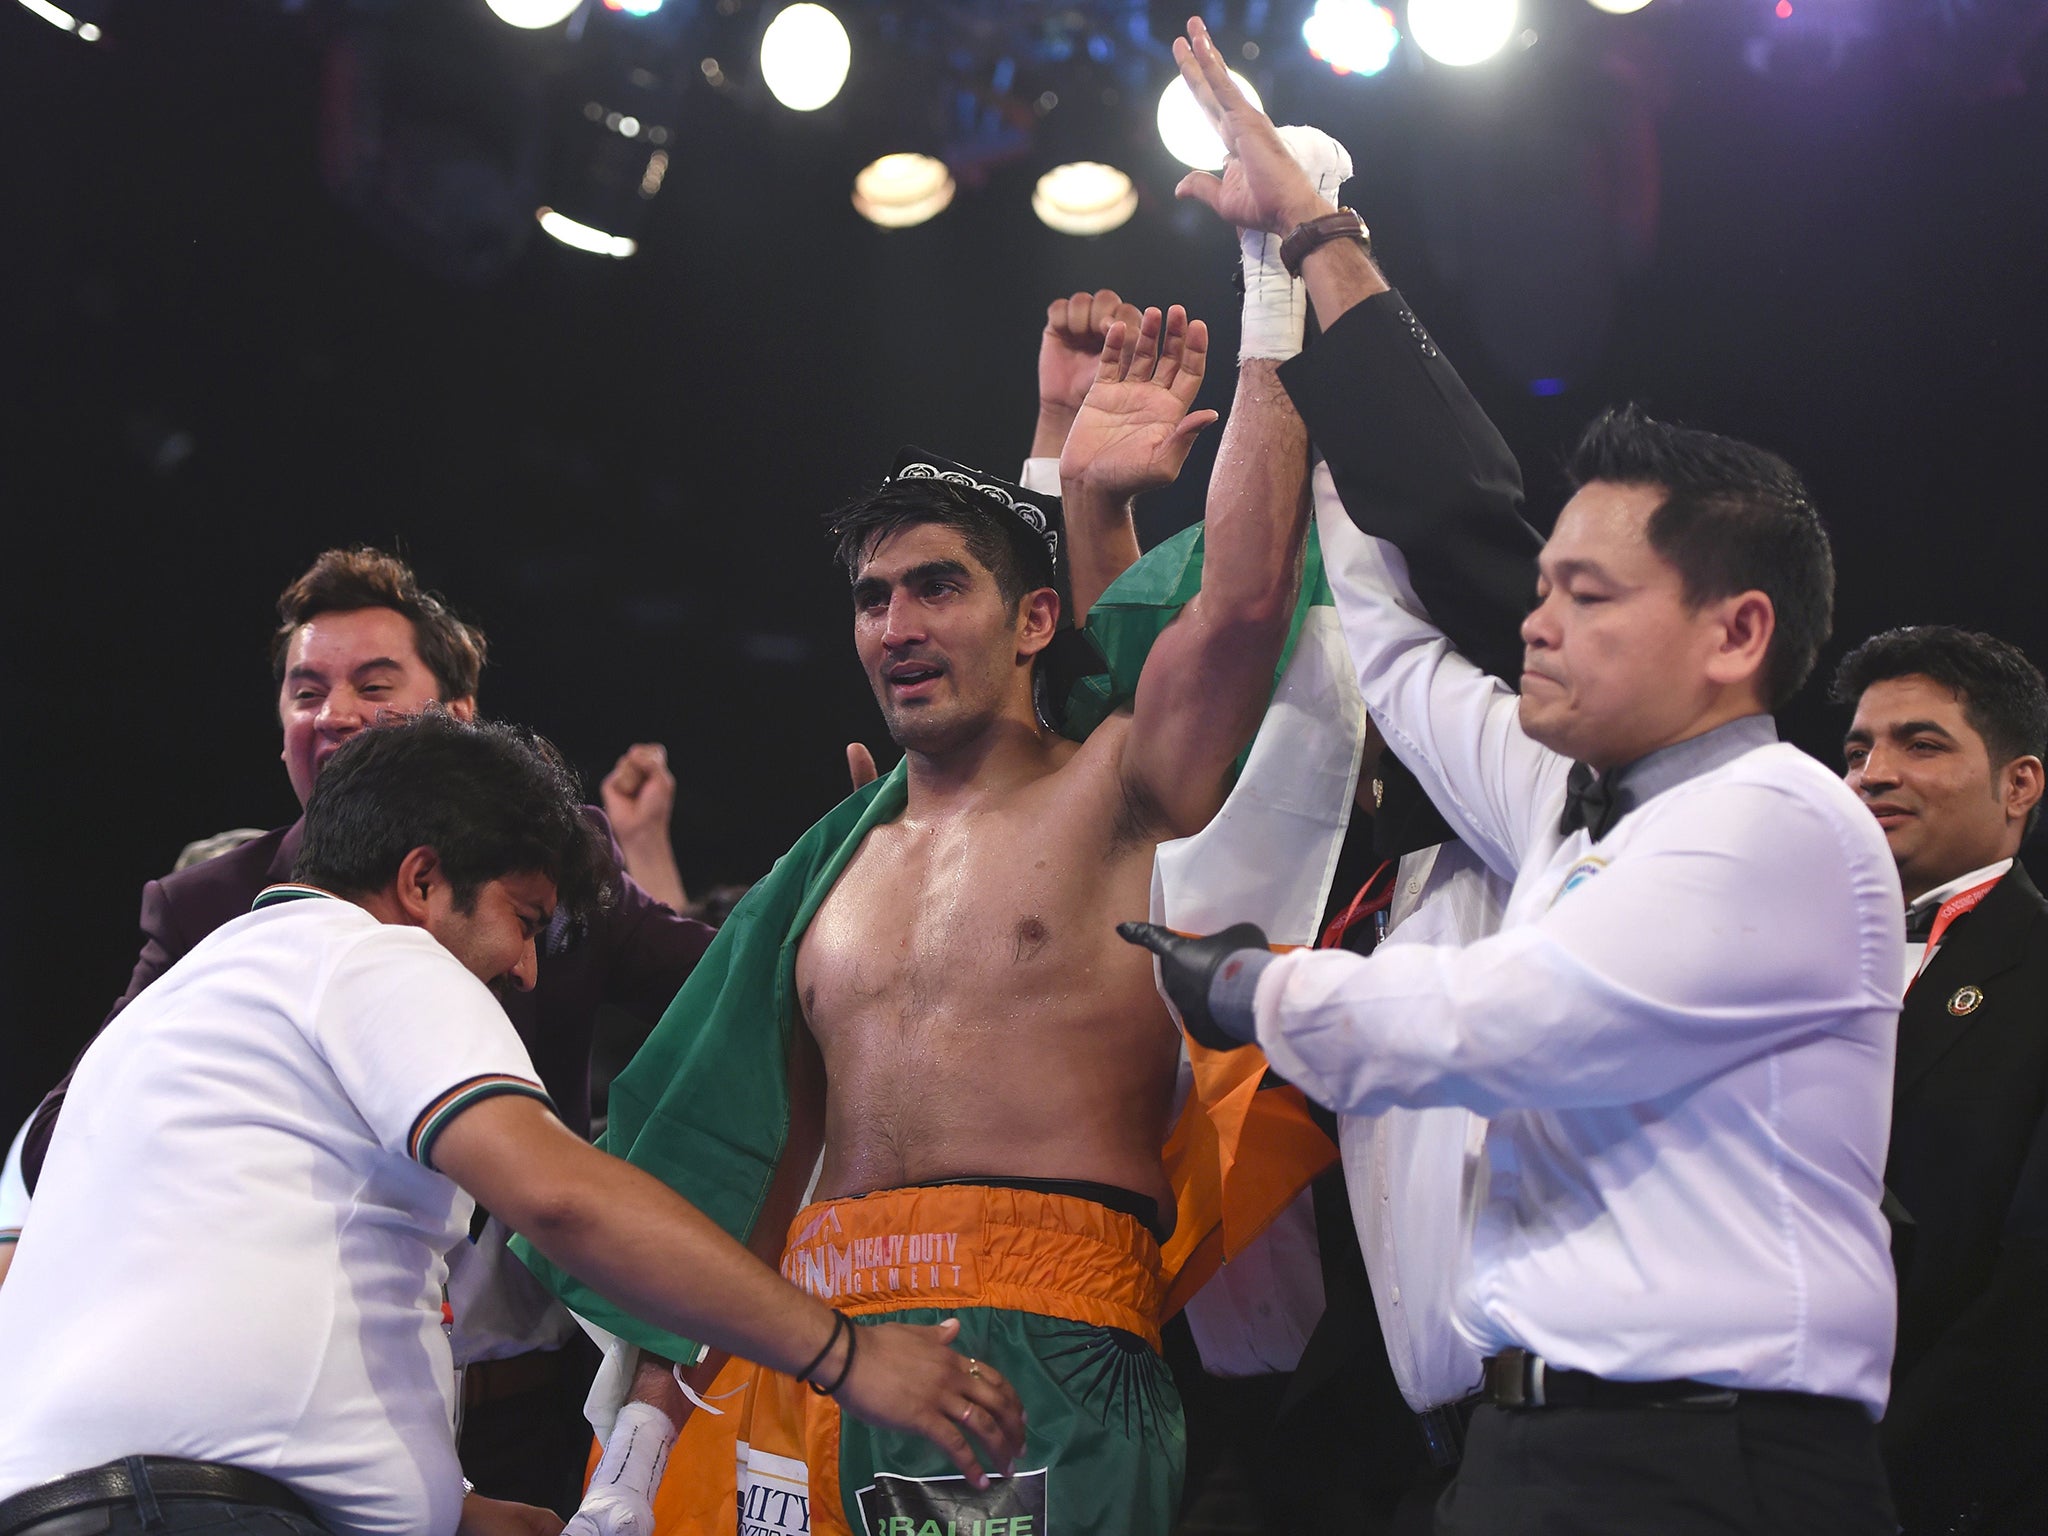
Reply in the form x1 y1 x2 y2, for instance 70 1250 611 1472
557 296 1315 1536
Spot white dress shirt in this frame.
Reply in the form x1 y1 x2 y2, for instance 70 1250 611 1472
1342 840 1506 1411
1250 468 1905 1416
1903 857 2013 987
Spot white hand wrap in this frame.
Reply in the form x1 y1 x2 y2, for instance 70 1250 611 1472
564 1401 676 1536
1238 126 1356 361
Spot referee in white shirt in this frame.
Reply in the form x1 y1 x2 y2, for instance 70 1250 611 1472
1128 22 1903 1533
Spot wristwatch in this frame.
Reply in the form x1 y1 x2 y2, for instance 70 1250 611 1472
1279 207 1372 276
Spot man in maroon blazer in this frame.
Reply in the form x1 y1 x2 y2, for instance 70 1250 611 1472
20 546 714 1516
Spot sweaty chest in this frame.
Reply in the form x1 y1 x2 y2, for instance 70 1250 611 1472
794 819 1145 1035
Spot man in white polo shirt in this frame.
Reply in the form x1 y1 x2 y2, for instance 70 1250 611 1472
0 713 1021 1536
1125 20 1903 1534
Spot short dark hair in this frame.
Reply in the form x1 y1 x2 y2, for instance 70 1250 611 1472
826 478 1054 613
295 711 613 931
270 548 488 703
1832 624 2048 776
1569 406 1834 710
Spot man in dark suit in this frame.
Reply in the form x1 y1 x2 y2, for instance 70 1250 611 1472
20 546 715 1517
1836 626 2048 1534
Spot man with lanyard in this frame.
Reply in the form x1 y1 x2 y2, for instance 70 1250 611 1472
1124 20 1902 1533
0 714 1021 1536
1836 626 2048 1533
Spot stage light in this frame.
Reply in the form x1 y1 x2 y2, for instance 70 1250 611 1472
1407 0 1518 65
1033 162 1138 236
1156 70 1265 171
853 154 956 228
16 0 101 39
603 0 663 13
1304 0 1401 76
760 4 851 112
484 0 582 29
1586 0 1652 12
537 207 638 257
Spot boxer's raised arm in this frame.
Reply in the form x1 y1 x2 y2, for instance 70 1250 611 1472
1117 355 1311 840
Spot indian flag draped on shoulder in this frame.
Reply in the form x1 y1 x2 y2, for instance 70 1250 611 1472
514 513 1367 1527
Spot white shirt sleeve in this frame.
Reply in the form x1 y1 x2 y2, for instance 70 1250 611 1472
1255 770 1899 1116
1020 457 1061 496
306 927 550 1168
1313 460 1568 880
0 1119 29 1238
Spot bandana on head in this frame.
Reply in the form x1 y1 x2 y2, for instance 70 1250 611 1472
884 447 1071 625
879 446 1103 726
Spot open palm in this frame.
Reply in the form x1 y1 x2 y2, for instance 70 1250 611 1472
1059 305 1218 499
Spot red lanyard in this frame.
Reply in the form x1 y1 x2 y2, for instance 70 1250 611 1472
1321 860 1394 950
1911 875 2002 979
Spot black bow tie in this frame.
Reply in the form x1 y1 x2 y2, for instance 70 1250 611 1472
1904 905 1939 944
1559 762 1630 841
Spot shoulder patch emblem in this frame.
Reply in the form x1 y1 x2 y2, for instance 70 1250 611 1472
1948 985 1984 1017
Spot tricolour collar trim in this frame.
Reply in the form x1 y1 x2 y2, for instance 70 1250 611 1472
251 883 340 911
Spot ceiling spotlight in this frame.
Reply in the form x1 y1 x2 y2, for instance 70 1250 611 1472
760 4 851 112
536 207 638 258
1156 70 1265 171
1033 162 1138 236
484 0 582 28
853 153 956 228
1585 0 1652 10
1303 0 1401 76
16 0 102 38
1406 0 1519 65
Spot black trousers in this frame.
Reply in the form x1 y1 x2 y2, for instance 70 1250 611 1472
1439 1395 1897 1536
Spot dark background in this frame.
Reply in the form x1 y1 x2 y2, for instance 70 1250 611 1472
6 0 2046 1133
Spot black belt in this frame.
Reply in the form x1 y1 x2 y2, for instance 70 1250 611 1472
0 1457 316 1536
1482 1349 1740 1410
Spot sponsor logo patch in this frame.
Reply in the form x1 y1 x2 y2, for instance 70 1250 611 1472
856 1467 1050 1536
737 1444 810 1536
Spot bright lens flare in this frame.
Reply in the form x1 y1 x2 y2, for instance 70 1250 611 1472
17 0 101 38
536 208 638 258
1406 0 1519 65
852 154 956 228
1156 69 1266 171
1303 0 1401 76
484 0 582 28
1586 0 1652 11
759 4 852 112
1033 162 1138 236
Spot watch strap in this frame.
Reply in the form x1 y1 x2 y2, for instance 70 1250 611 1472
1279 207 1372 277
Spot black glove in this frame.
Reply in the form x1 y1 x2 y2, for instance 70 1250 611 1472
1117 920 1273 1052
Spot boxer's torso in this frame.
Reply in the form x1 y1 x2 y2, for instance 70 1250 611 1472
796 715 1179 1215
